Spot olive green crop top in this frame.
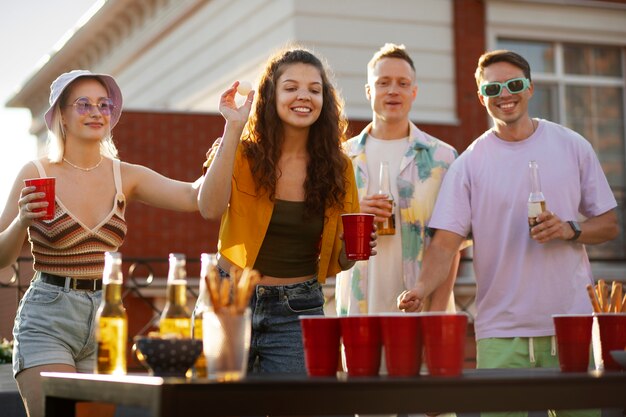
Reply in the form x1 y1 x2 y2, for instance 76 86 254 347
253 199 324 278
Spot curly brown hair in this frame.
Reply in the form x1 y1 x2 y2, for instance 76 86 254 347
241 46 349 218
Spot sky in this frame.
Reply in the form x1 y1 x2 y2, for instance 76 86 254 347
0 1 101 208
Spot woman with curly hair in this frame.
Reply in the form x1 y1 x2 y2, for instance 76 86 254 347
198 46 373 374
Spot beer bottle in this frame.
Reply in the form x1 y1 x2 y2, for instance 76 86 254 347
377 161 396 235
528 160 546 232
159 253 192 338
95 251 128 375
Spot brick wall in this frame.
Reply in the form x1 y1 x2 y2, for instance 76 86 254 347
114 111 223 269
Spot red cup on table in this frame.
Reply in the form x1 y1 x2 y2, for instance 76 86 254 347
421 312 468 377
380 313 422 377
340 315 382 377
341 213 374 261
300 316 341 377
595 313 626 371
23 177 56 220
552 314 593 372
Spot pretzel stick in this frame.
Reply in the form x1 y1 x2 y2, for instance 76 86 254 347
232 268 242 296
586 284 602 313
219 278 231 312
203 275 216 310
609 281 622 313
602 281 610 312
206 264 222 310
596 280 608 312
243 271 262 312
594 284 602 312
229 266 241 284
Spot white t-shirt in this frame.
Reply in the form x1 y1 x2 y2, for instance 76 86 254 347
430 119 617 339
364 135 408 313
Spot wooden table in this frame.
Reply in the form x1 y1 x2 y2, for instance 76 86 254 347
42 369 626 416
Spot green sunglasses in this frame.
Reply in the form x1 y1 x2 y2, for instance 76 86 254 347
480 77 530 97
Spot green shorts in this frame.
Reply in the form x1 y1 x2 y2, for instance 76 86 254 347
476 337 599 417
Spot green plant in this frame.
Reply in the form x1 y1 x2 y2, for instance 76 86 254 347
0 338 13 364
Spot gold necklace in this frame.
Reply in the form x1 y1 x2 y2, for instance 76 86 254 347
63 156 104 172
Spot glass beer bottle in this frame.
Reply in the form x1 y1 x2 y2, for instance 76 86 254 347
95 251 128 375
527 160 546 232
159 253 192 338
377 161 396 235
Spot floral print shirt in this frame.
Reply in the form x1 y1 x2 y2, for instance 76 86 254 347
336 122 459 315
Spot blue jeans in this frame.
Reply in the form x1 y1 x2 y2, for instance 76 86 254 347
248 277 325 374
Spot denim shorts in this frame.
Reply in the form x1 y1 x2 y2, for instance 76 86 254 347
12 273 101 377
247 277 325 374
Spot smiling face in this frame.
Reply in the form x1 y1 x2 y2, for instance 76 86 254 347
61 77 111 142
366 57 417 125
478 61 534 129
275 62 323 132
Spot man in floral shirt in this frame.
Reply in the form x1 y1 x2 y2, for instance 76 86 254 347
336 43 464 316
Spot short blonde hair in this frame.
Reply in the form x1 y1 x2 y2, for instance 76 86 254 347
367 43 416 77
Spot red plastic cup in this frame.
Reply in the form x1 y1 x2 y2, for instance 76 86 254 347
380 314 422 377
340 315 382 377
595 313 626 371
552 314 593 372
24 177 55 220
421 312 468 377
341 213 374 261
300 316 341 377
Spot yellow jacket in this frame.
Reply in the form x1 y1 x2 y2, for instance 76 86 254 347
204 145 360 283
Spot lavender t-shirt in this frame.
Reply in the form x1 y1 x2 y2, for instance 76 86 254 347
430 119 617 340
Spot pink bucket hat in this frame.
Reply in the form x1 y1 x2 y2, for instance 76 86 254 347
44 69 123 130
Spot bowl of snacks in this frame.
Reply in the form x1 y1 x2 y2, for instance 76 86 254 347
133 334 203 377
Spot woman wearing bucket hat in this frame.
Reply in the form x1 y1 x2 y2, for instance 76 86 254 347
0 70 202 417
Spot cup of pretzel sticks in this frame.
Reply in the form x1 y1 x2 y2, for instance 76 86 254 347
585 279 626 370
201 255 261 381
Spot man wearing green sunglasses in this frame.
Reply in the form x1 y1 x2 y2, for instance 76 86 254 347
399 50 618 417
479 77 530 98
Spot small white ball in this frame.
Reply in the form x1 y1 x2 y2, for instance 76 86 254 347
237 80 252 96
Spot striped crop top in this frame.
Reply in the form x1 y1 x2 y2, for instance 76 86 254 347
27 159 128 278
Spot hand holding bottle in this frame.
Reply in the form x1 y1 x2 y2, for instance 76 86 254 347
530 209 570 243
359 194 393 223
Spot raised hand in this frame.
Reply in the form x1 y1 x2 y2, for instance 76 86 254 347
219 81 255 124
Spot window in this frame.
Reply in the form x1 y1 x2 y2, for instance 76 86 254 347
498 39 626 258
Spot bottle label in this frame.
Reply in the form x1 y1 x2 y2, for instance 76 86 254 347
527 201 544 218
96 316 127 374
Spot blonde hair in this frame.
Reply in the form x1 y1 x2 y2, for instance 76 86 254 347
367 43 416 78
46 77 119 163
